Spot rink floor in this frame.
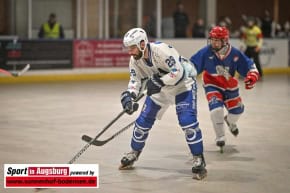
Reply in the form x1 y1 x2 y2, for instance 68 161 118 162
0 75 290 193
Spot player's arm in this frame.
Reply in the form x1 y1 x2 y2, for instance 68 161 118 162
237 52 259 89
121 59 142 114
127 60 143 96
244 64 259 89
180 56 197 78
189 48 206 75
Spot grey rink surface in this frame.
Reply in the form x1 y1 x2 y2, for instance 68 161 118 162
0 75 290 193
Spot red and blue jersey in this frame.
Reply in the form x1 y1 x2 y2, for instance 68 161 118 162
190 45 256 90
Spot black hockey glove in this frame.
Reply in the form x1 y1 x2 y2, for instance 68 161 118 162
120 91 139 115
146 74 165 96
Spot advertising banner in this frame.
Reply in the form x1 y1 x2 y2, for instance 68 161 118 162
73 40 130 68
0 40 73 70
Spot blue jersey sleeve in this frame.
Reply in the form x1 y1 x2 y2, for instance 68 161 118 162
190 46 208 75
235 49 256 77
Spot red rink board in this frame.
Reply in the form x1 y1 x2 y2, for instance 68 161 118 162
73 40 130 68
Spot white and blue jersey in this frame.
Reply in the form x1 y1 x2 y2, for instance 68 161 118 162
125 41 204 156
127 42 194 98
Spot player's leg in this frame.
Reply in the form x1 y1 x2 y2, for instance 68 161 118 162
175 86 207 180
119 96 162 169
205 87 226 150
224 89 244 137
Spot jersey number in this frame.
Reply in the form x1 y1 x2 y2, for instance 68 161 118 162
165 56 176 67
130 69 136 76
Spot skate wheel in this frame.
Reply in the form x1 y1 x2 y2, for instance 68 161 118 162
34 188 47 192
220 147 224 154
231 129 239 137
192 169 207 180
118 164 134 170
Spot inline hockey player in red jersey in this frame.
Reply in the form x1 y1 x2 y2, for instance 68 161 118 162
190 26 259 153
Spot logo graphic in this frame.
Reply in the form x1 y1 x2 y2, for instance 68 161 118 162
216 65 230 80
4 164 99 188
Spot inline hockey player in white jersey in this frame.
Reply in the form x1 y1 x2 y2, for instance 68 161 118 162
119 27 207 180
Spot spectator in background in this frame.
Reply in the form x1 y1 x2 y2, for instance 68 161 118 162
261 10 273 38
144 12 157 38
273 22 284 37
192 18 206 38
284 18 290 37
162 17 175 38
173 1 189 38
38 13 65 39
241 17 263 79
218 16 233 33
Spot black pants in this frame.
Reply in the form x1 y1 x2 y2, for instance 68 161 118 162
245 46 263 77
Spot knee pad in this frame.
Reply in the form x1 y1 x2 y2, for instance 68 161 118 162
131 97 161 151
183 127 202 144
131 123 150 151
183 127 203 155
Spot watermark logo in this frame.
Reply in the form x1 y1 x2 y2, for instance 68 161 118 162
4 164 99 188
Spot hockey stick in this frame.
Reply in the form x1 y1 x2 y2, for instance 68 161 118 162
68 110 127 164
80 90 146 144
35 90 146 192
82 120 135 146
68 90 146 164
0 64 30 77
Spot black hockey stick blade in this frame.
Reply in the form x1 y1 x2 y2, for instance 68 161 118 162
82 135 111 146
82 120 135 146
80 91 146 146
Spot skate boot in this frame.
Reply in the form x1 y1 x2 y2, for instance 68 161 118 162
192 154 207 180
119 150 141 170
224 115 239 137
216 136 226 153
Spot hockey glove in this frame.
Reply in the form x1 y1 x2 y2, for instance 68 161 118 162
244 71 259 89
146 74 165 96
120 91 139 115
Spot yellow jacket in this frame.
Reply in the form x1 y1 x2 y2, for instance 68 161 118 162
43 22 61 38
242 25 263 48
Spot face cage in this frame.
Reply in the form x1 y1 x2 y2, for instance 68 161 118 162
208 38 228 52
137 40 147 59
123 40 147 60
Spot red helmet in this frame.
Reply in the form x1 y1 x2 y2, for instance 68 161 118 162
209 26 229 40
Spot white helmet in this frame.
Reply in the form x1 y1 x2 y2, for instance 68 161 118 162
123 28 148 53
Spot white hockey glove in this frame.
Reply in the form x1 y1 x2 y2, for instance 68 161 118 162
181 58 197 78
